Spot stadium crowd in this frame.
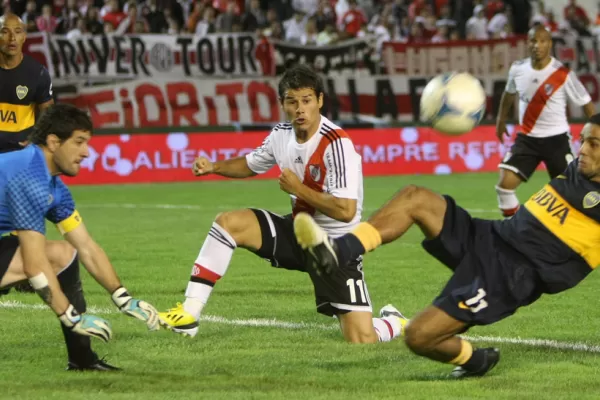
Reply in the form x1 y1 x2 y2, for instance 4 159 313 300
1 0 599 43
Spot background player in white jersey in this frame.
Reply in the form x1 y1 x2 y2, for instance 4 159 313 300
158 65 406 343
495 24 595 218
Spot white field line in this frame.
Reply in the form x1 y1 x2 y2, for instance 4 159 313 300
78 203 498 214
1 300 599 353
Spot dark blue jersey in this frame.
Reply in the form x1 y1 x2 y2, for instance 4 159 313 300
494 160 600 293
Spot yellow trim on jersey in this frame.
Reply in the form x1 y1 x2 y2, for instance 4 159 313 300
56 210 83 235
0 103 35 132
525 185 600 269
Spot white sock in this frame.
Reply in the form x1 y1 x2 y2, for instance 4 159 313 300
372 316 405 342
495 185 519 212
183 222 236 319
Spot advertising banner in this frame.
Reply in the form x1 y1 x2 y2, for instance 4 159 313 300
59 75 600 128
63 124 585 185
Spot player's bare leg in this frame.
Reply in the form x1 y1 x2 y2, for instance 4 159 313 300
339 311 378 343
0 240 77 287
294 185 499 376
0 240 119 371
405 306 499 378
295 185 446 273
495 168 523 218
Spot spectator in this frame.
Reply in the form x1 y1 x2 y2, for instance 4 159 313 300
117 3 149 33
466 4 488 39
283 10 306 43
215 0 238 32
59 0 80 33
563 0 590 27
186 1 206 33
254 29 275 75
167 16 180 33
566 5 592 36
213 0 241 14
36 4 58 32
133 19 146 33
265 20 283 39
316 22 338 45
103 19 115 32
431 23 449 42
102 0 126 29
408 0 426 21
486 0 504 20
437 4 456 28
21 0 37 24
241 0 265 32
313 0 335 32
408 21 426 43
292 0 318 17
487 6 509 37
301 17 319 45
66 16 87 38
146 0 168 33
340 0 367 38
195 6 216 35
85 7 104 34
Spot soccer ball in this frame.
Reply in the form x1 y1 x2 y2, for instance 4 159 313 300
420 72 486 135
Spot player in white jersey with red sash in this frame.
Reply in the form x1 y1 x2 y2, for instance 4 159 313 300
158 65 406 344
495 25 595 218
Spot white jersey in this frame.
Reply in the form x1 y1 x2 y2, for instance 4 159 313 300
506 57 591 138
245 116 363 238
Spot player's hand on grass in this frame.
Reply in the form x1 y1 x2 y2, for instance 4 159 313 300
192 156 214 176
59 305 113 343
496 121 509 144
111 287 159 331
279 168 302 196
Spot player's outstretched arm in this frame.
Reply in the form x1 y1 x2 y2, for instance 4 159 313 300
193 156 257 179
63 223 159 331
18 230 113 342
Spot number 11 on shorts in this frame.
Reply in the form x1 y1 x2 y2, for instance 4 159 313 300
346 279 367 303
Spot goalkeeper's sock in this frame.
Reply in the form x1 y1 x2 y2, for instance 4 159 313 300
183 222 236 320
334 222 381 266
57 251 95 365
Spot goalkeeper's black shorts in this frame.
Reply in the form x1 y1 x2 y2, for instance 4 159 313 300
0 234 19 285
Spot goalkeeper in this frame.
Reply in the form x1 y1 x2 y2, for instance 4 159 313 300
0 104 159 371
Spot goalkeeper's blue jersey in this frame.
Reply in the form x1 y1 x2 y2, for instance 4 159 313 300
0 145 76 236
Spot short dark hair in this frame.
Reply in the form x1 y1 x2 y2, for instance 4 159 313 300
589 113 600 126
29 103 93 145
278 64 325 101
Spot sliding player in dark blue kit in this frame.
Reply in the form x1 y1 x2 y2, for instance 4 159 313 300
0 104 159 371
295 114 600 378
